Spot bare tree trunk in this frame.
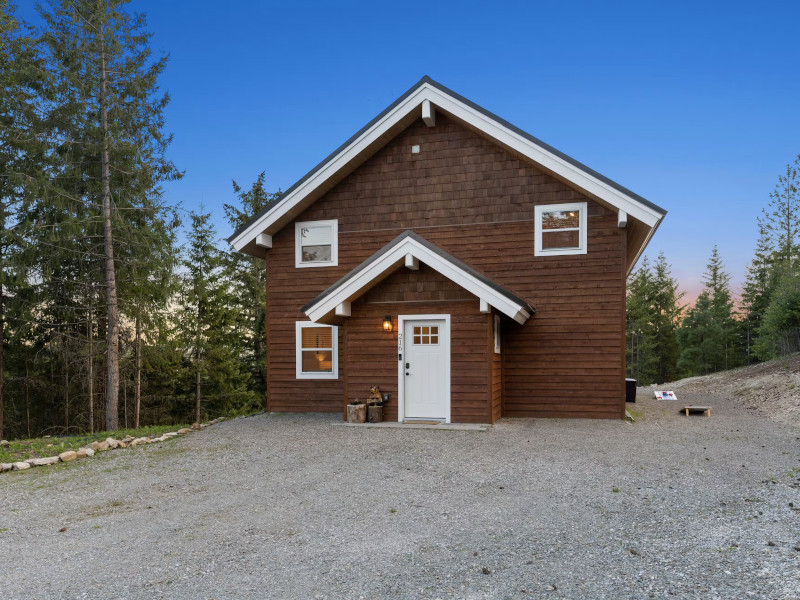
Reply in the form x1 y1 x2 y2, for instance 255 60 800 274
135 310 141 428
64 341 69 431
195 358 201 425
99 24 119 431
25 363 30 438
195 303 202 425
0 280 4 441
88 302 94 434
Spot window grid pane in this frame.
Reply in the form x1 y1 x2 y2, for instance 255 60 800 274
542 230 580 250
301 327 332 350
541 210 580 231
412 326 439 345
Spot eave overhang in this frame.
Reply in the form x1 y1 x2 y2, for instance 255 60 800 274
302 231 535 325
227 76 667 261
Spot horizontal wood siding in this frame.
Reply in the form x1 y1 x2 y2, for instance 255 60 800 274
344 267 490 423
266 114 625 420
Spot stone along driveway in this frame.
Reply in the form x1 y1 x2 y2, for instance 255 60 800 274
1 394 798 599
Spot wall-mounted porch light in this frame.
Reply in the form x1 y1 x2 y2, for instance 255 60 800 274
383 316 393 332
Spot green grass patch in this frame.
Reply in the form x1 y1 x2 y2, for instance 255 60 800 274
0 424 190 463
626 408 644 422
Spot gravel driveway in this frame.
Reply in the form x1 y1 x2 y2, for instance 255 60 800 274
1 391 799 600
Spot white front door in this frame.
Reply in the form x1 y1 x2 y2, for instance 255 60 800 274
401 317 450 421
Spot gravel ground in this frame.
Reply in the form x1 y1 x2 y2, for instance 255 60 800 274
1 391 799 600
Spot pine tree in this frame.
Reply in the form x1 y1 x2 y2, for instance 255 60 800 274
760 155 800 271
678 246 739 374
626 253 683 385
222 172 279 407
741 228 777 361
38 0 181 430
180 211 255 424
753 273 800 359
626 257 657 383
0 0 45 440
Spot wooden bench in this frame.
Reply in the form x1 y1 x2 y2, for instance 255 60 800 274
683 405 711 417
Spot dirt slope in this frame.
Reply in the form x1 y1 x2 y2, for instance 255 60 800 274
640 353 800 427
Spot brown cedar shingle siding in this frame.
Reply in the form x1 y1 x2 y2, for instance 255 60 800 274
265 114 625 419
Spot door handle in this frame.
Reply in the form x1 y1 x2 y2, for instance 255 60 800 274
405 363 410 369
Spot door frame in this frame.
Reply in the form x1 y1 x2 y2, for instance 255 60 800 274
397 314 451 423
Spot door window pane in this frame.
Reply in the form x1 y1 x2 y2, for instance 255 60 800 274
412 325 439 345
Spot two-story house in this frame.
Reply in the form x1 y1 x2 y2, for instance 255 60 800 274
228 77 666 423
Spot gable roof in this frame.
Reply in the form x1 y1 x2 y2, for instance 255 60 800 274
228 76 666 264
302 230 535 325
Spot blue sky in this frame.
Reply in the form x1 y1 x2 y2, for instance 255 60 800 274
18 1 800 301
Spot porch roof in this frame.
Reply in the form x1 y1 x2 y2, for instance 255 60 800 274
302 231 535 324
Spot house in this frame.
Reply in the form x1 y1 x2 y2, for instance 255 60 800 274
227 76 666 423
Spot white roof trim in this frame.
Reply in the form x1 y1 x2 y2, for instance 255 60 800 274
303 235 532 325
229 80 665 252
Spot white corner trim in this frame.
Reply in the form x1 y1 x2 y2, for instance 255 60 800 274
422 99 436 127
617 210 628 228
405 254 419 270
397 314 451 424
228 81 663 252
295 219 338 268
295 322 338 380
304 236 531 325
335 302 351 317
256 233 273 249
479 299 490 313
534 202 588 257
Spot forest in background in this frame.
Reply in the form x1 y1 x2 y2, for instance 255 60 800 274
627 155 800 385
1 1 798 441
0 0 277 440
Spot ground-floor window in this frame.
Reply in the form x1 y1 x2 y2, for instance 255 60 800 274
296 322 338 379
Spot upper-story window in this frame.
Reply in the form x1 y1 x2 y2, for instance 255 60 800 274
295 219 338 268
534 202 587 256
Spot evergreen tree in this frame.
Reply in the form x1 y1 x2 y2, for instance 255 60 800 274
37 0 181 430
626 252 683 385
753 273 800 359
740 228 777 361
760 155 800 271
678 246 739 374
0 0 45 440
180 210 255 424
222 172 279 408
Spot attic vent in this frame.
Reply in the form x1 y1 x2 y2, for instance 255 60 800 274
411 145 420 154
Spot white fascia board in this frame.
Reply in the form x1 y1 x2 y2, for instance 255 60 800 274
231 81 661 252
304 237 531 324
420 85 663 228
230 87 432 251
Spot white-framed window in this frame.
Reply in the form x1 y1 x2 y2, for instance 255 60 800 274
493 315 501 354
295 219 338 268
295 322 338 379
534 202 587 256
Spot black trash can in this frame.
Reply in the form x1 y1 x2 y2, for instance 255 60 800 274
625 378 637 403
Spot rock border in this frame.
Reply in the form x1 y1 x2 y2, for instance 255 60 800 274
0 418 225 474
